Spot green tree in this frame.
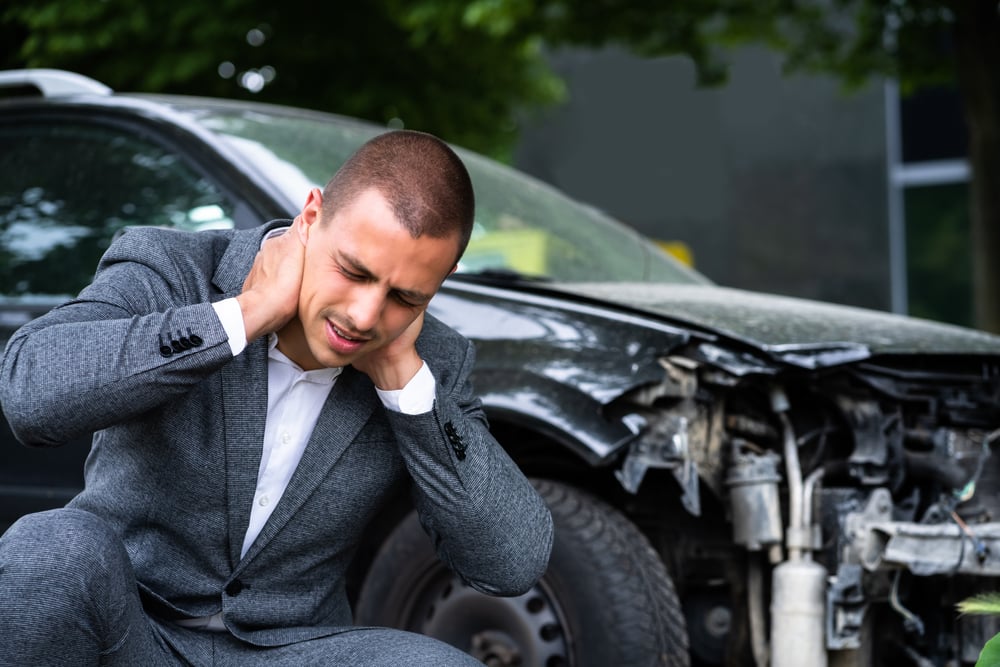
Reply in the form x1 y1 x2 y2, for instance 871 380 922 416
5 0 999 332
0 0 565 160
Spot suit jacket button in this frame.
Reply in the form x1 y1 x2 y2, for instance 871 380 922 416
189 334 203 346
444 422 467 460
159 345 173 358
171 340 185 353
225 579 245 597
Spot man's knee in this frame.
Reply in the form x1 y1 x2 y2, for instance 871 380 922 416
0 510 158 665
0 508 128 596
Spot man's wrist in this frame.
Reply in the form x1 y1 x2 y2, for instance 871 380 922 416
212 298 247 356
377 362 436 414
235 291 272 343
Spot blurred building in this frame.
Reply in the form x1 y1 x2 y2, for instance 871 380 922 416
512 46 971 326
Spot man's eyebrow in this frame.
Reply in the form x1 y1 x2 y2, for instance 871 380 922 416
338 251 434 303
338 251 375 279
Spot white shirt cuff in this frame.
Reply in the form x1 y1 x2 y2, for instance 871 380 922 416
212 298 247 356
376 362 436 414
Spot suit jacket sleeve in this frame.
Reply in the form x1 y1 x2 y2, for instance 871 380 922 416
384 321 554 596
0 228 233 446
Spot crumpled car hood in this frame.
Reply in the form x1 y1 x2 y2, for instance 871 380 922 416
557 283 1000 356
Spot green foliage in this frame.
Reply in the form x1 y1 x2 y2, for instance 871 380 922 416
508 0 959 92
958 593 1000 616
5 0 998 334
957 593 1000 667
977 633 1000 667
0 0 565 159
0 0 971 155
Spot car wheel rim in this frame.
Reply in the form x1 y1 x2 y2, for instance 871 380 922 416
405 570 571 666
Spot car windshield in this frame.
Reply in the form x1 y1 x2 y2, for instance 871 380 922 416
182 101 709 284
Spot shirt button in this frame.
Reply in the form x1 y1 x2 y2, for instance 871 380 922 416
258 495 270 507
280 432 291 445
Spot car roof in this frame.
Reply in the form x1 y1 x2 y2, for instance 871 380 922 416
0 68 379 131
0 68 112 97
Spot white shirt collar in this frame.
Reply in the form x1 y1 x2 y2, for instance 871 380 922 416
266 333 342 385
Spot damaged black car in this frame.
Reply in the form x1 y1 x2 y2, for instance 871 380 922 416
3 69 1000 666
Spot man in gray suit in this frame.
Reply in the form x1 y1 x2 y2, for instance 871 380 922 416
0 130 553 665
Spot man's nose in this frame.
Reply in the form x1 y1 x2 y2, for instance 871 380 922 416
347 286 384 332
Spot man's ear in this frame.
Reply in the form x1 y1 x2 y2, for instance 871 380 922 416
297 188 324 242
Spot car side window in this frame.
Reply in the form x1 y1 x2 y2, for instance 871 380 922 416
0 120 237 299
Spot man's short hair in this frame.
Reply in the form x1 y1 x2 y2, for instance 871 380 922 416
322 130 475 261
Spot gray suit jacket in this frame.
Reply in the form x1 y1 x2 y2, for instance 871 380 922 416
0 221 553 647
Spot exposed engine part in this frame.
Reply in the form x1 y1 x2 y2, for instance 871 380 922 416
747 556 770 667
771 559 829 667
802 467 825 550
889 570 924 636
855 515 1000 576
826 563 868 650
726 444 783 554
615 411 701 515
683 587 734 666
839 486 1000 576
618 349 1000 665
614 357 723 515
835 396 899 486
769 387 829 667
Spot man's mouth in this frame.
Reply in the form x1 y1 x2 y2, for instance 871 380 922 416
333 325 361 341
326 320 368 355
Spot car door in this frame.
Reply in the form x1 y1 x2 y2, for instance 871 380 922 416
0 110 246 531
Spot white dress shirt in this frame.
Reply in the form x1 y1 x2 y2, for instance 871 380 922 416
245 336 341 558
177 297 435 630
212 297 436 554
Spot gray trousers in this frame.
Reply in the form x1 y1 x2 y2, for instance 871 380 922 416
0 509 481 666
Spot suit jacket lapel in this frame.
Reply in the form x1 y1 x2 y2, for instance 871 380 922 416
210 221 380 569
222 336 269 567
237 368 379 566
212 221 288 567
211 221 291 296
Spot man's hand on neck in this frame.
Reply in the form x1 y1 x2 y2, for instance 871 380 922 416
238 223 304 343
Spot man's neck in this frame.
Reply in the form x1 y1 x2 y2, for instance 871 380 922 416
274 318 322 371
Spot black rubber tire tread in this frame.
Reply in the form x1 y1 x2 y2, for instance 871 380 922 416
356 478 690 666
535 479 689 667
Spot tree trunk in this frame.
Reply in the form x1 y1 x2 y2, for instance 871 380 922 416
951 0 1000 334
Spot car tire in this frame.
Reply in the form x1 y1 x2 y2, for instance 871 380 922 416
355 478 690 666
